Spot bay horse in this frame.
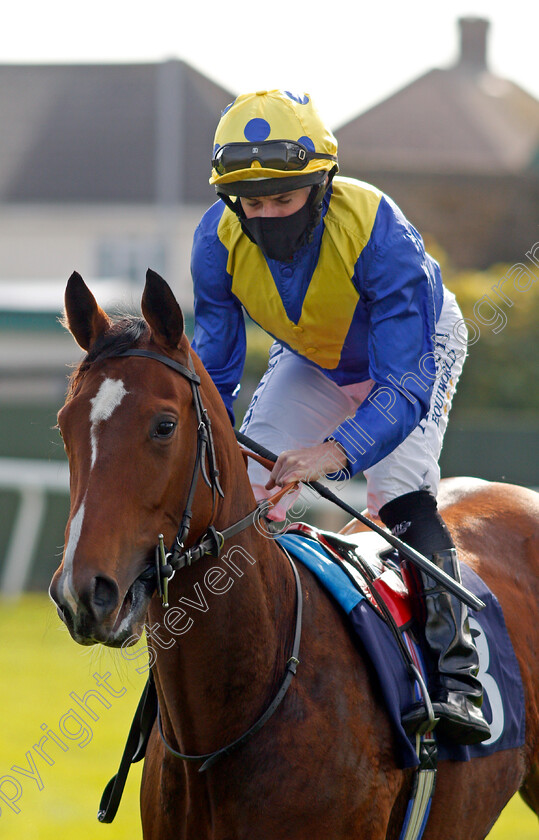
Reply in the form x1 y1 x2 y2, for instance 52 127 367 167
50 269 539 839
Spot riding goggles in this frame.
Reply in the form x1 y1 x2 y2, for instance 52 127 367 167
212 140 338 176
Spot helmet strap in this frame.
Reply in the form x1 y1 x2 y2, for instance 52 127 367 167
217 192 245 217
304 164 337 244
216 164 338 253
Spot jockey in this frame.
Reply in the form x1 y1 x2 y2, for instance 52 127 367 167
191 89 490 745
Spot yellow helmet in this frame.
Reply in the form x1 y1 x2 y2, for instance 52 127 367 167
210 90 338 197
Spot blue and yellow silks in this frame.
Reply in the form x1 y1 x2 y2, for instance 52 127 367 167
191 177 445 474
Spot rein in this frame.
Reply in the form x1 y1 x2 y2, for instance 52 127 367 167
235 431 486 613
98 347 303 823
156 543 302 773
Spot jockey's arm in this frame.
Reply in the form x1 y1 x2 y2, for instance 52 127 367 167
327 220 440 476
191 218 246 425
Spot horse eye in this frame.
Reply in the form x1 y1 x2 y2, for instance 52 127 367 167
153 420 177 439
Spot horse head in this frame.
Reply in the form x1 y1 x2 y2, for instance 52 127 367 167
49 269 235 647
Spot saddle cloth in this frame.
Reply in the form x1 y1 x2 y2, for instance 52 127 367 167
276 527 526 769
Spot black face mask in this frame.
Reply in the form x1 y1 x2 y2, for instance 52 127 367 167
240 199 312 262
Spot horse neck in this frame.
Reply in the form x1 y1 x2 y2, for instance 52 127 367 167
148 438 295 757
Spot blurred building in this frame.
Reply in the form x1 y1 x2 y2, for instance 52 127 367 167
335 17 539 268
1 19 537 300
0 59 233 307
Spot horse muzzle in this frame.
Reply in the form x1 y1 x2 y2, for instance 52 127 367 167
49 565 155 647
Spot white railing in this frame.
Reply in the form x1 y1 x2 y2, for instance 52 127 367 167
0 457 368 598
0 458 69 596
1 459 536 600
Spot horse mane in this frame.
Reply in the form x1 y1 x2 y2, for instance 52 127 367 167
66 315 148 400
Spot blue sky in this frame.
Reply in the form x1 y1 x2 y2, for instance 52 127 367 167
2 0 538 128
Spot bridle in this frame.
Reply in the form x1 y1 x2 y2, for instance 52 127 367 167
97 347 303 799
119 348 300 606
119 348 285 602
119 348 226 605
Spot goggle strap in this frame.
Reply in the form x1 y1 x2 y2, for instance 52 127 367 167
305 151 338 162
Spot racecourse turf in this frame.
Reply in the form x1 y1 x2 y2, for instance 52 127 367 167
0 594 536 839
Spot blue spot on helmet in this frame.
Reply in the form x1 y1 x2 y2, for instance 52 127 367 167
221 99 236 116
244 118 271 142
284 92 309 105
298 135 315 152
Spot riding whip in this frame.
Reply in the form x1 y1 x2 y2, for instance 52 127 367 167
234 430 485 612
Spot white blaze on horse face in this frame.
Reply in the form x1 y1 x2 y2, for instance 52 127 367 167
58 379 128 616
89 377 128 468
61 500 86 614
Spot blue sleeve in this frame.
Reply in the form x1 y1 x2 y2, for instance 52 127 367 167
191 219 246 425
329 198 438 476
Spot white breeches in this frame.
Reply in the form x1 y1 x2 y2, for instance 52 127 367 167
239 289 466 518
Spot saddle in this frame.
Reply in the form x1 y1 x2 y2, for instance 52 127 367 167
275 523 524 764
286 522 414 628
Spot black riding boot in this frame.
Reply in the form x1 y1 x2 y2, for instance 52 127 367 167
379 490 491 746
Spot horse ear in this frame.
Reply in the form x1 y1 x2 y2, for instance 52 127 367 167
142 268 184 350
64 272 111 351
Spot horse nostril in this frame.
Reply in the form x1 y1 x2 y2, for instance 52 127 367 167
91 575 120 619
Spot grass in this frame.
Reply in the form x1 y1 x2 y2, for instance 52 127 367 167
487 794 538 839
0 594 146 839
0 595 536 838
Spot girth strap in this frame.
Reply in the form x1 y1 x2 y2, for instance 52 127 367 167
398 737 438 840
